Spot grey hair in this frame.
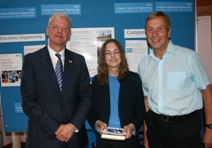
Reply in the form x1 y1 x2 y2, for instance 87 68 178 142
145 11 171 29
47 12 72 28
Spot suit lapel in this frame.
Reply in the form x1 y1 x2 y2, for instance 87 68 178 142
101 84 111 123
39 46 58 89
118 79 127 107
62 49 74 91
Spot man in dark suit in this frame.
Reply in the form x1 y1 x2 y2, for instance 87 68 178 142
20 12 91 148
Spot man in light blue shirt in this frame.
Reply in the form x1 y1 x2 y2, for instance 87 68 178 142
138 11 212 148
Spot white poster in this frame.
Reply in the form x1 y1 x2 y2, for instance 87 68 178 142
0 34 45 43
24 45 45 55
0 54 22 87
125 40 148 72
66 27 115 77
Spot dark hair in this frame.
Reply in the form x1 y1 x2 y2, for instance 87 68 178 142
97 39 129 85
145 11 171 29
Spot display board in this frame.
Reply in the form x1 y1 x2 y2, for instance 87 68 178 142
0 0 195 147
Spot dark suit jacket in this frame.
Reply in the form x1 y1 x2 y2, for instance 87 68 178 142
87 72 146 148
21 46 91 148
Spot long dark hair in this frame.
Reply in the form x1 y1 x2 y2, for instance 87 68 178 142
97 39 129 85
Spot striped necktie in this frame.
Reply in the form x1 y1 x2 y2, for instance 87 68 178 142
55 54 63 91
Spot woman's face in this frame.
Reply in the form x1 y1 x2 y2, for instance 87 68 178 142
105 42 121 70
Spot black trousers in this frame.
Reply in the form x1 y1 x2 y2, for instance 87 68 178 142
146 110 201 148
103 139 128 148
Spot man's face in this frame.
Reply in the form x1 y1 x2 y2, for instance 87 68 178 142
46 16 71 47
145 16 171 52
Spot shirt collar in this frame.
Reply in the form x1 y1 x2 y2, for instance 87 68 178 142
48 44 65 58
166 41 175 55
150 41 175 60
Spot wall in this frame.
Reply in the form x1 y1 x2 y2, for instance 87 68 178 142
197 16 212 83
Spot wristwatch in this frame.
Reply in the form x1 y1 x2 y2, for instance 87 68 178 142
205 124 212 129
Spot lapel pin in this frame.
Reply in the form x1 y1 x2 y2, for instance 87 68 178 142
68 60 72 63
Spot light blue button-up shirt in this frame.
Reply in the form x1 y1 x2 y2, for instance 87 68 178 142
138 42 210 115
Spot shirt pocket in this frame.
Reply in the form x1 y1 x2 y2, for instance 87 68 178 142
167 72 185 91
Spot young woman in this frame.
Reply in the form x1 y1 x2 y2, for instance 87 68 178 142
87 39 146 148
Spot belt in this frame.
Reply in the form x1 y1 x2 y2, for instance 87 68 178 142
149 110 199 122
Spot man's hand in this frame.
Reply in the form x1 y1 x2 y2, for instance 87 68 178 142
55 123 76 142
143 121 149 148
203 128 212 148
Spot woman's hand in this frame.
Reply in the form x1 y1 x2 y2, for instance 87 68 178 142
124 123 135 139
97 121 108 134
